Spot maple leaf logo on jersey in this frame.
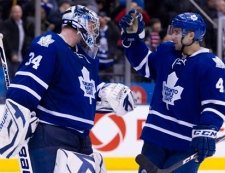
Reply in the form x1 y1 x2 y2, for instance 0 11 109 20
213 57 225 69
37 35 55 47
162 72 183 108
78 67 96 104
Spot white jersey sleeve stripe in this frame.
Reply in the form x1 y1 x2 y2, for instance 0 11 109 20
202 108 225 121
150 110 196 127
15 71 48 89
9 84 41 100
201 99 225 106
144 123 192 141
37 105 94 125
144 55 150 78
134 51 151 71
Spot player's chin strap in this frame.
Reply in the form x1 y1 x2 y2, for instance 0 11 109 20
180 37 195 54
53 149 107 173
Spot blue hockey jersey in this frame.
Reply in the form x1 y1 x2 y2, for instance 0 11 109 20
125 41 225 150
6 32 104 137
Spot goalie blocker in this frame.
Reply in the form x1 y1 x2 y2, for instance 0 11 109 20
0 99 39 158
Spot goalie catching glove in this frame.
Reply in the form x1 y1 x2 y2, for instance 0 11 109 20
97 83 136 116
0 99 39 158
119 9 145 44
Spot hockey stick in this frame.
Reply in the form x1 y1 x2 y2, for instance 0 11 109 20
135 134 225 173
0 34 10 88
0 33 34 173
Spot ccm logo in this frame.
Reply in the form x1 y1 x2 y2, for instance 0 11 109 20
19 146 32 173
193 130 217 137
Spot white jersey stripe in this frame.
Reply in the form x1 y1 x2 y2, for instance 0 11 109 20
144 54 150 78
149 110 196 127
37 105 94 125
9 84 41 100
201 99 225 106
15 71 48 89
134 51 151 71
145 123 192 141
99 59 114 63
202 108 225 120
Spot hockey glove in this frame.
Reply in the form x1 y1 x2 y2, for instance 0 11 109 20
190 125 217 163
119 10 145 44
0 99 39 158
98 83 136 116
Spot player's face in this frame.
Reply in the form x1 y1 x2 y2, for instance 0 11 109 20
170 28 183 50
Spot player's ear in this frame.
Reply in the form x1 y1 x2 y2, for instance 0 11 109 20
189 31 195 40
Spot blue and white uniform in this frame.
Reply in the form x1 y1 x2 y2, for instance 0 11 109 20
6 32 104 172
7 32 104 137
96 26 114 67
119 10 225 173
125 41 225 151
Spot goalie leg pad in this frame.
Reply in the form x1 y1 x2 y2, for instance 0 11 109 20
54 149 107 173
0 99 39 158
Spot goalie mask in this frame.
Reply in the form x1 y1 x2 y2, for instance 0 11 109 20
62 5 100 58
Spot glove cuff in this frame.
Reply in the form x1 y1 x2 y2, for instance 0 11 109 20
192 125 217 139
121 28 145 41
138 29 145 39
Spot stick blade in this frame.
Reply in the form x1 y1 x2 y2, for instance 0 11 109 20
135 154 159 173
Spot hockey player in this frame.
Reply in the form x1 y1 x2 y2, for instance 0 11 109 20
0 5 136 173
119 11 225 173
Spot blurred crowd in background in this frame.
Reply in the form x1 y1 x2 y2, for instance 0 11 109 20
0 0 225 83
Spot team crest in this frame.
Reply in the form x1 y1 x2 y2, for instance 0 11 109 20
213 57 225 69
78 67 96 104
190 14 198 21
162 72 183 109
37 35 55 47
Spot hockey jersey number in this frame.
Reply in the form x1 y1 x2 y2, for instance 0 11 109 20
216 78 224 93
25 52 43 70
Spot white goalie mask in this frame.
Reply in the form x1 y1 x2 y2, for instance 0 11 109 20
62 5 100 58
